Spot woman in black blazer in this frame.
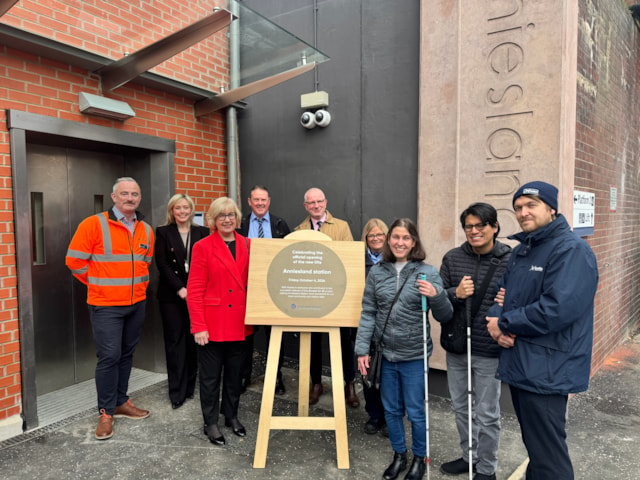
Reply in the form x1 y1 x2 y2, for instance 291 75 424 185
155 194 209 409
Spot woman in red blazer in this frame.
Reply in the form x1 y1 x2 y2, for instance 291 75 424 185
187 197 252 446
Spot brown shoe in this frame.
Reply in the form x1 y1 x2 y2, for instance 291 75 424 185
345 381 360 408
95 409 113 440
309 383 323 405
114 399 150 420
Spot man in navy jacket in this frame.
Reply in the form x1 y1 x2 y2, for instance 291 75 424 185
486 181 598 480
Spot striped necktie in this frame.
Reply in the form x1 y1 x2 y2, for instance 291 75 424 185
258 218 265 238
316 221 323 231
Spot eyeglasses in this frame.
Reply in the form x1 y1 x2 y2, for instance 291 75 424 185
304 199 326 206
366 233 386 240
216 212 236 220
463 222 488 232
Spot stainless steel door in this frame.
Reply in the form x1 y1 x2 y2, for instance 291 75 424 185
28 145 124 394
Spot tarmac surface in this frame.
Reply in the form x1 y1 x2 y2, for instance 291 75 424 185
0 329 638 480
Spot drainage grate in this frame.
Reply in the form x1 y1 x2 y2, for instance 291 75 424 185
0 370 167 451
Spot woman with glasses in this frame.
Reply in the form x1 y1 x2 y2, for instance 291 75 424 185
187 197 252 446
360 218 389 435
155 194 209 410
355 218 453 480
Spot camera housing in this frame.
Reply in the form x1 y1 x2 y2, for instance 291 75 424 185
314 109 331 127
300 111 316 129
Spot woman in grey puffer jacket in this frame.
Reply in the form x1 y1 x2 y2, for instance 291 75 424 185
355 218 453 480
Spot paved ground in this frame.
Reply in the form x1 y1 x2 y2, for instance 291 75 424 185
1 329 638 480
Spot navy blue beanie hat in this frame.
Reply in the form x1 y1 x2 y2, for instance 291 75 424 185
513 181 558 212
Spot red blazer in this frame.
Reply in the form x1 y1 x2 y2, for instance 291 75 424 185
187 230 252 341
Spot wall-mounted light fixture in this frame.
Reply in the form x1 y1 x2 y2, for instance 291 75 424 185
78 92 136 121
300 91 331 129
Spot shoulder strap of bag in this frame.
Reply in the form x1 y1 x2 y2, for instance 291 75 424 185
470 256 502 319
379 267 413 341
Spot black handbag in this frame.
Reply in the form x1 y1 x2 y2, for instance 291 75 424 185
365 272 412 389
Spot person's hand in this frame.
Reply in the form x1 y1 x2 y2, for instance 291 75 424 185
194 331 209 346
357 355 370 375
455 275 474 299
494 288 505 306
177 287 187 300
486 316 515 348
417 279 438 298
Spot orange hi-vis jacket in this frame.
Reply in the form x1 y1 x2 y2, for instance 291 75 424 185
66 210 154 306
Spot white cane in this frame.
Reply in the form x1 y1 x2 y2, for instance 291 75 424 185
419 274 431 480
465 297 473 480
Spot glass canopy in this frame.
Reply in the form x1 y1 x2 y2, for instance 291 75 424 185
235 1 329 87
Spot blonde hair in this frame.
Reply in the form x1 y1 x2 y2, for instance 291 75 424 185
361 218 389 243
205 197 242 230
165 193 196 225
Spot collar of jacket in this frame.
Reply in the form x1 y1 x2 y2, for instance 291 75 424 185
108 208 145 223
461 239 511 258
509 213 570 247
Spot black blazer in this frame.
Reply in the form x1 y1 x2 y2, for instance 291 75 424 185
237 212 291 239
155 223 209 302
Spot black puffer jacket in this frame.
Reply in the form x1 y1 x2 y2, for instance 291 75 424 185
439 240 511 357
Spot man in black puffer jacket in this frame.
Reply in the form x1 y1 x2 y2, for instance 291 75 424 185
439 203 511 480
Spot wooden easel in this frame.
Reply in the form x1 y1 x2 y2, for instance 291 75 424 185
245 231 364 469
253 325 349 469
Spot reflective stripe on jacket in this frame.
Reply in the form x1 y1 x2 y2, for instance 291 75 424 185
66 210 154 306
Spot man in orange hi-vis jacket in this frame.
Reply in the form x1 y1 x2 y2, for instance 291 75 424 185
66 177 154 441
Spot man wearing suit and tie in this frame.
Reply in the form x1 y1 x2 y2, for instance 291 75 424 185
237 185 291 394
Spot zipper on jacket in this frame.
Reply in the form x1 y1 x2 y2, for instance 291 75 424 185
128 222 137 305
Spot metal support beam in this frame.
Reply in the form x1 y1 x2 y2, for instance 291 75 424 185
99 9 235 92
195 62 316 117
0 0 18 17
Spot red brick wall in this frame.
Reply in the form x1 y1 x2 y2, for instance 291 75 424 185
1 0 230 91
0 1 231 424
576 1 640 371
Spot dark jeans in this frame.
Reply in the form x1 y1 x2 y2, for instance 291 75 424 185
198 340 245 426
159 301 197 404
241 326 285 385
363 382 385 421
89 302 146 415
510 385 573 480
310 327 356 385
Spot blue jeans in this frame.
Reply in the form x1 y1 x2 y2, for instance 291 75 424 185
89 302 146 415
380 357 427 457
446 353 501 475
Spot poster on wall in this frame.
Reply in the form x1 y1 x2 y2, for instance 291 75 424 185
573 190 595 237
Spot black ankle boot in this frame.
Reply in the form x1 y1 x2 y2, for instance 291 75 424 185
403 455 425 480
382 451 407 480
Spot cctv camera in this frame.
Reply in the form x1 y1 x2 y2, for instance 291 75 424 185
314 109 331 127
300 111 316 129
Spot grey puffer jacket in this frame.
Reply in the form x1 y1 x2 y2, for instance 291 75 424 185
355 260 453 362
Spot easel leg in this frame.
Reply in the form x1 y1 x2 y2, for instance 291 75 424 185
253 326 283 468
328 327 349 469
298 332 311 417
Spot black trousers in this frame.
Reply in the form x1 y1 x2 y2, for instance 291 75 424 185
198 340 245 426
159 301 197 404
510 385 574 480
241 326 285 385
310 327 355 385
